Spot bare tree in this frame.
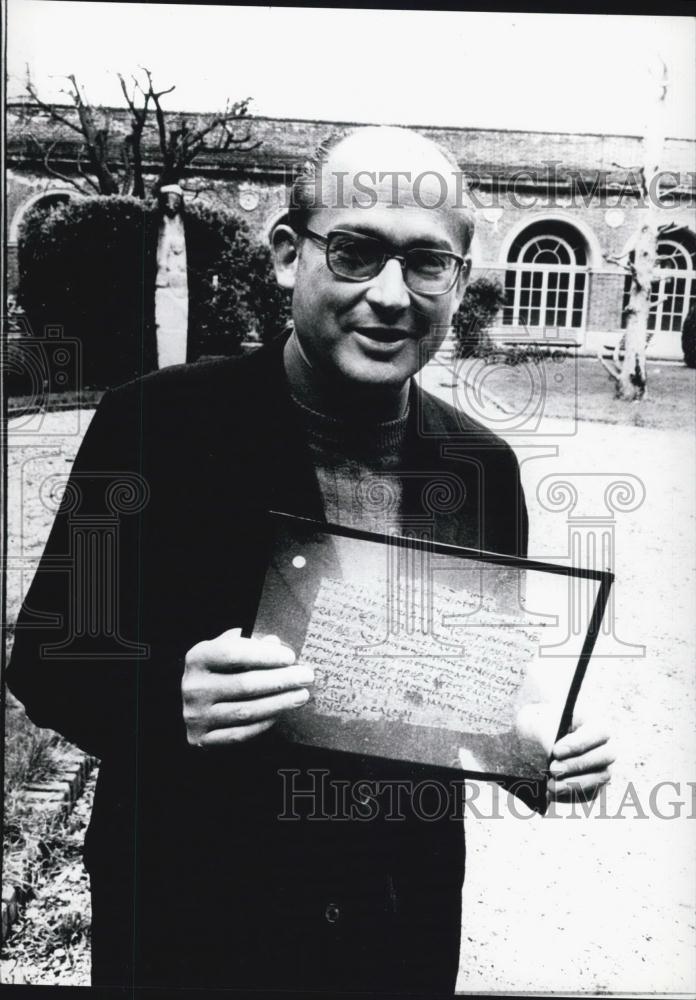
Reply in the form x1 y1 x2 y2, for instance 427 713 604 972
22 70 120 195
18 67 260 198
601 57 669 400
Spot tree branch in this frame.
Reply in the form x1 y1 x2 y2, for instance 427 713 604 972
604 252 635 276
29 135 95 194
658 221 682 237
74 145 102 193
145 70 170 164
25 73 83 134
179 98 253 149
647 293 672 312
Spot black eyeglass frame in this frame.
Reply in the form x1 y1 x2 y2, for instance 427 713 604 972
298 226 465 296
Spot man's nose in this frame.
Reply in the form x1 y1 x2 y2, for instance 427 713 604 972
364 258 411 314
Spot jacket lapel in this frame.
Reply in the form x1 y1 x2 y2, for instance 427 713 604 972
219 335 326 523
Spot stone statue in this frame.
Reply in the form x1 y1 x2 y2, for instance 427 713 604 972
155 183 189 368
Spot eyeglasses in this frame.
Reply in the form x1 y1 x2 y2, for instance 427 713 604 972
299 227 465 296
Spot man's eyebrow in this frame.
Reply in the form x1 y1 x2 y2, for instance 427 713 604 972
332 224 454 251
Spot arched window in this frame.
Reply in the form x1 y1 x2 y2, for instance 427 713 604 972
647 235 696 333
621 231 696 333
10 191 73 244
503 220 588 330
25 192 72 226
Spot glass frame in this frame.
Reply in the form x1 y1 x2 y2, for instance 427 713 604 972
251 510 615 792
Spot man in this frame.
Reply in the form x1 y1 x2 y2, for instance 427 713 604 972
7 126 613 993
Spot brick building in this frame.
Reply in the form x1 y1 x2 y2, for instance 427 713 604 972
7 103 696 358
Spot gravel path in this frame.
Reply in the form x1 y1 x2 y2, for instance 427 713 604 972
420 358 696 994
5 369 695 992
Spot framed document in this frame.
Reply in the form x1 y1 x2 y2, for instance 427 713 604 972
251 511 613 783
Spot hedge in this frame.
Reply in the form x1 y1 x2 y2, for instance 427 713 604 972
17 196 290 391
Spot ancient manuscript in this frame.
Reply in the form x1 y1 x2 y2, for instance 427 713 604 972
299 575 540 736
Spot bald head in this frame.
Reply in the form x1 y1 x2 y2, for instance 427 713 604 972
288 125 475 254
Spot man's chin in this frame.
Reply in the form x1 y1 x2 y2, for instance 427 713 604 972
337 359 415 389
336 341 420 387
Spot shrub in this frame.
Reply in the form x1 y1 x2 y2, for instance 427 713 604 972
452 277 506 358
681 303 696 369
17 196 289 390
18 197 159 389
184 201 291 356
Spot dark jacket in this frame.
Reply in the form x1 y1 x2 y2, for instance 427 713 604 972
7 334 529 993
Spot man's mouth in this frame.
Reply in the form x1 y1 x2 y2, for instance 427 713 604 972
353 327 412 346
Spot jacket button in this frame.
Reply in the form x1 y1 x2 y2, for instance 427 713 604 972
324 902 340 924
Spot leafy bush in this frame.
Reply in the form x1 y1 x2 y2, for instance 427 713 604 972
452 277 506 359
681 303 696 369
17 196 289 391
184 201 290 355
18 196 159 389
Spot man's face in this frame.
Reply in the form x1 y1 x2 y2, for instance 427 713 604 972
277 170 470 390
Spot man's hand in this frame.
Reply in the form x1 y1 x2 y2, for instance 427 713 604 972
548 714 614 802
182 628 314 747
515 703 614 803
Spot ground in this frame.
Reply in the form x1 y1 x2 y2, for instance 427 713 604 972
420 354 696 994
1 775 94 985
4 357 695 991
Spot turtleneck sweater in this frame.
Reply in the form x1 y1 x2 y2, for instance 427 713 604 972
283 330 409 536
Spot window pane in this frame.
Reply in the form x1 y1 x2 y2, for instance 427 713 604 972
503 270 516 325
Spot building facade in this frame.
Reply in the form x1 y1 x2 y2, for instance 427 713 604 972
7 104 696 358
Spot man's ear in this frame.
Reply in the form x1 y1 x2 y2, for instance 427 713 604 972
271 224 300 290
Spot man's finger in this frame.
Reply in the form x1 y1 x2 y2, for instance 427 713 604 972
210 664 315 702
207 687 310 727
552 724 611 761
202 634 297 672
548 769 611 801
549 743 615 779
196 719 277 747
217 627 243 641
